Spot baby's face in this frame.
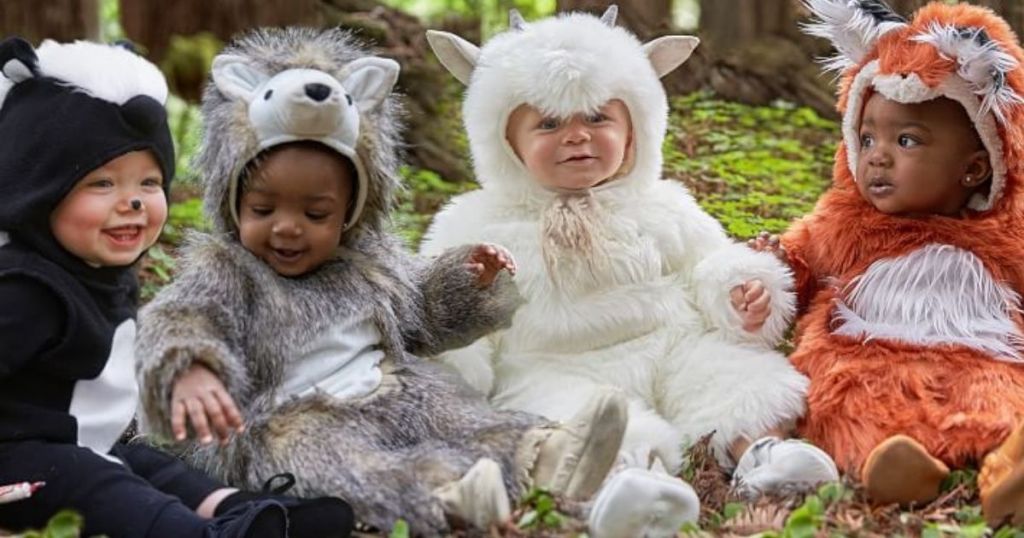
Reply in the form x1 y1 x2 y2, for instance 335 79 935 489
855 93 990 216
506 99 632 191
50 150 167 267
238 144 353 277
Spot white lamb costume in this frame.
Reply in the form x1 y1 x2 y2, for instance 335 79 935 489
422 8 832 494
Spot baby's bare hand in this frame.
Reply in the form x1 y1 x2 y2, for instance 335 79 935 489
170 363 244 446
730 279 772 333
747 231 786 262
466 243 516 288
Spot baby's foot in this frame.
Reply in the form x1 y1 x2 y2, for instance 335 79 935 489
530 390 628 499
981 423 1024 527
433 458 511 530
732 436 839 499
588 467 699 538
861 435 948 505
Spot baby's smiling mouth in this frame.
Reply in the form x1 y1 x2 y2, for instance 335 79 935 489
559 154 596 164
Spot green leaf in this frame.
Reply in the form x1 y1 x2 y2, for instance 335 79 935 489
517 510 539 529
388 519 410 538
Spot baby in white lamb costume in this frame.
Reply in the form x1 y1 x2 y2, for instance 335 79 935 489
422 5 838 519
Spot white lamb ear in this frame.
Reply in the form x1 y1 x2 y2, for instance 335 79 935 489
802 0 907 73
342 57 400 112
643 36 699 78
426 29 480 86
211 54 270 101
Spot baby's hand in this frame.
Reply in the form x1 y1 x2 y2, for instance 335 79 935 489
730 279 771 333
171 363 244 446
466 243 516 288
747 231 786 263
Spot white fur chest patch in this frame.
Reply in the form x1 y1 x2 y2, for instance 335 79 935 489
832 244 1024 360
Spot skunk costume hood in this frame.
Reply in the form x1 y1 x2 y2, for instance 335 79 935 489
427 6 698 198
0 37 174 278
198 27 401 237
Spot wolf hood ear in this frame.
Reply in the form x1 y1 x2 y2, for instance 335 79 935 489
802 0 907 73
341 56 400 113
426 30 480 86
211 54 272 102
0 37 39 83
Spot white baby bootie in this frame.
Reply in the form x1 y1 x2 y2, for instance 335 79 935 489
587 467 700 538
732 436 839 499
530 389 628 500
433 458 511 530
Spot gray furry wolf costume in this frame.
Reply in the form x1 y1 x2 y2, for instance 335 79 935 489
134 28 629 535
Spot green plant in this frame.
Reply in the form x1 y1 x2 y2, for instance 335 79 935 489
162 197 210 245
517 487 566 531
20 510 85 538
388 519 410 538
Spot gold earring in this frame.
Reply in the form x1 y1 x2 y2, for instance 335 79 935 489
965 175 973 185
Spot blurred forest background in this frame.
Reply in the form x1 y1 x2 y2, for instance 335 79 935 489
5 1 1024 536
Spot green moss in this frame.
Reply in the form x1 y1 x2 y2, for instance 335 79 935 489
664 91 839 239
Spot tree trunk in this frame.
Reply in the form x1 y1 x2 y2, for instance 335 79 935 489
0 0 99 44
120 0 322 65
556 0 673 40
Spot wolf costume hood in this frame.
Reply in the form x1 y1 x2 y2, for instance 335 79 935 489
198 27 402 235
783 1 1024 474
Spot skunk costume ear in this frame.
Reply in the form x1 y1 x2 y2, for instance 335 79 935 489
802 0 907 72
0 37 39 84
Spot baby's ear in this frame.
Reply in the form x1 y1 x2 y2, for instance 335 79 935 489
643 36 699 79
0 37 39 83
341 57 400 113
426 30 479 86
211 54 270 102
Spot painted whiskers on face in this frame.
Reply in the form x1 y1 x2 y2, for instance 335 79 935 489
238 144 354 278
49 150 167 267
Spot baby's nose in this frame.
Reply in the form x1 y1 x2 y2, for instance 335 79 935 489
304 83 332 102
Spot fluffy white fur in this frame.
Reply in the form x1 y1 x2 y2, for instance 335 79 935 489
801 0 906 73
423 12 804 467
914 23 1024 124
27 40 166 108
832 243 1024 360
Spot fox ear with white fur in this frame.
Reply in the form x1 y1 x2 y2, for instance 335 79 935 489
643 36 699 78
802 0 907 73
426 30 480 86
211 54 271 102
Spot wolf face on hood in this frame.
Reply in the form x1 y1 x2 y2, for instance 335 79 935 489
427 7 698 197
197 27 401 238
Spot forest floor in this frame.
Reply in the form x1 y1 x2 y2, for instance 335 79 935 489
131 92 1024 537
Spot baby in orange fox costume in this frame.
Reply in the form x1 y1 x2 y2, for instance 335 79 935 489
758 0 1024 525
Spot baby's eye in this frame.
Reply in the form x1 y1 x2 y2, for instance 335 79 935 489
539 117 560 130
142 177 163 188
859 134 874 149
250 206 273 216
898 134 919 148
87 178 114 188
585 112 608 123
306 211 330 221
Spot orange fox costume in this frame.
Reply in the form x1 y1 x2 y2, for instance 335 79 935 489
784 1 1024 477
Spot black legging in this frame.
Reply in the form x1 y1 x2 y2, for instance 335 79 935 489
0 440 225 537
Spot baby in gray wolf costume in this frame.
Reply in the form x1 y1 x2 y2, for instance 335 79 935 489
135 28 630 535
